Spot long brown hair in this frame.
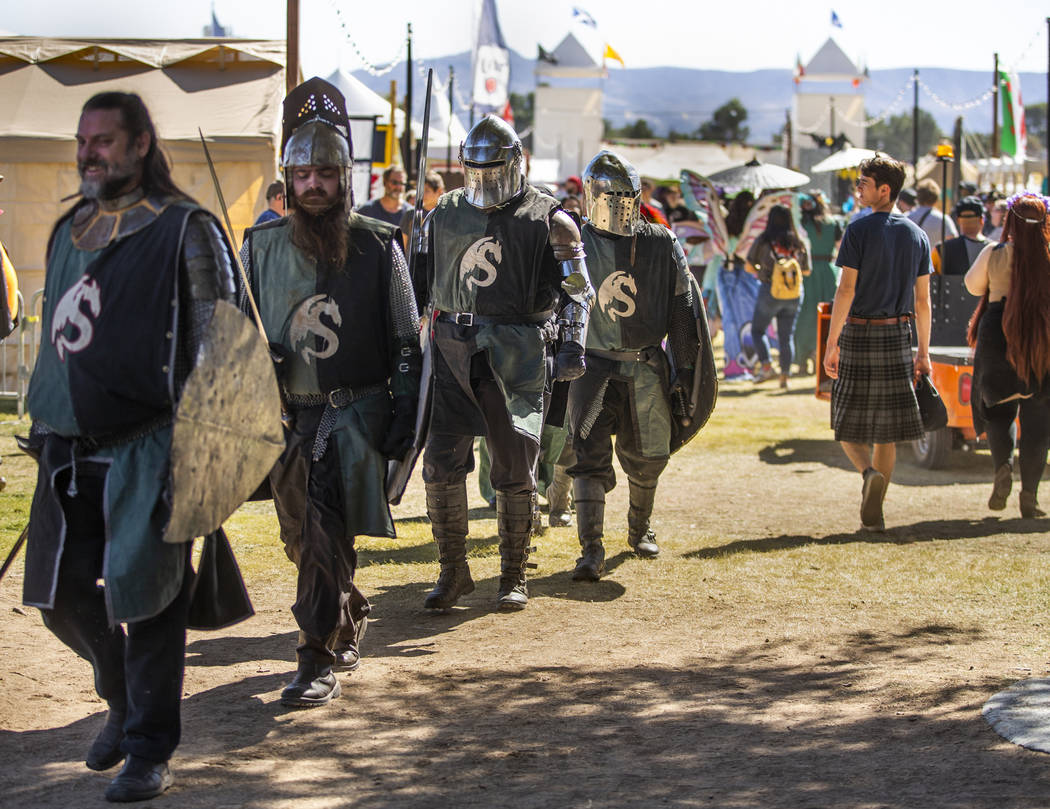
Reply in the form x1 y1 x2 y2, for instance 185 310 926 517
1001 196 1050 383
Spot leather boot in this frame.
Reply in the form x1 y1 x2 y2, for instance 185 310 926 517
423 482 475 610
332 615 367 672
627 479 660 558
86 701 126 771
280 660 340 707
496 491 536 611
989 462 1013 510
546 464 573 528
104 755 173 802
1020 490 1047 519
572 477 606 581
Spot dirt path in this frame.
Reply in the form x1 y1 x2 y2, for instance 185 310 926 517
2 382 1050 808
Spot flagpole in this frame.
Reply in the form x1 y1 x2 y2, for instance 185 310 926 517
404 23 414 178
1046 17 1049 189
912 69 919 172
992 53 999 159
447 66 454 169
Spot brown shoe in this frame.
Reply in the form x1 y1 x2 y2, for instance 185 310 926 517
988 462 1012 511
860 467 886 530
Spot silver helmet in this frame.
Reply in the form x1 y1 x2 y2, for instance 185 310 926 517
281 78 354 210
583 151 641 236
459 115 524 210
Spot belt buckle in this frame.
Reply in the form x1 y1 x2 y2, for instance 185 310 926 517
455 312 474 326
328 387 351 408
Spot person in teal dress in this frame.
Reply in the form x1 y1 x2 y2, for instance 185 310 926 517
795 191 843 374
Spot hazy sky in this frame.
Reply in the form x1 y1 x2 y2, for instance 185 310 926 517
4 0 1048 77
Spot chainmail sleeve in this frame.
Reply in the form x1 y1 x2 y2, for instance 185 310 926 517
388 238 422 398
237 237 254 317
175 211 236 393
668 237 699 370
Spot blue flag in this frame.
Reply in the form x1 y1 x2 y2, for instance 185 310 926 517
831 10 843 28
473 0 510 112
572 7 598 27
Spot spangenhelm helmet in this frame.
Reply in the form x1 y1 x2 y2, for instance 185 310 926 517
583 151 641 236
459 115 524 210
280 77 354 210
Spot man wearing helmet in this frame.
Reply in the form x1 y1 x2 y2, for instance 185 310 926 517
418 114 595 611
567 151 716 581
241 78 421 706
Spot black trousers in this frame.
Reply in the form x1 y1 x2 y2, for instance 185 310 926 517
423 376 541 495
985 396 1050 493
568 379 668 493
270 411 370 667
39 466 191 764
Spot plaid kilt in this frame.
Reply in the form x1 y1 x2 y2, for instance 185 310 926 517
831 321 924 443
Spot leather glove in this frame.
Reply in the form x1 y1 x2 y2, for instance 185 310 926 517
380 395 417 460
671 367 695 399
554 341 586 382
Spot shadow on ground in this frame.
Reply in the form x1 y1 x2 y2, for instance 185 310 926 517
3 625 1046 808
684 515 1050 559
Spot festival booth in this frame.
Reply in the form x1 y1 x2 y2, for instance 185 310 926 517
0 37 286 318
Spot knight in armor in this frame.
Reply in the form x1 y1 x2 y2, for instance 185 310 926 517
417 114 595 611
567 151 716 581
21 93 249 801
241 78 421 706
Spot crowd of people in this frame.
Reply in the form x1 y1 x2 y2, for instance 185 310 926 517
12 74 1050 805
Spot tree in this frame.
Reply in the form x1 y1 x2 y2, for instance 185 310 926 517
605 118 656 139
697 98 750 144
865 109 942 162
509 92 534 134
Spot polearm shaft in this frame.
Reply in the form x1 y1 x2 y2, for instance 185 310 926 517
197 129 269 343
409 69 434 274
0 525 29 586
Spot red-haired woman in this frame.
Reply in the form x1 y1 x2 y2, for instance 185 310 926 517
965 193 1050 517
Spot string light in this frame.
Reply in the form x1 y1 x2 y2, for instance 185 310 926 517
327 0 406 77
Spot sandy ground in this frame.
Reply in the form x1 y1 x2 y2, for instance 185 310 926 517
2 381 1050 808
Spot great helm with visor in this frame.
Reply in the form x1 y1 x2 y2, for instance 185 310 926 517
583 150 641 236
280 77 354 210
459 115 524 210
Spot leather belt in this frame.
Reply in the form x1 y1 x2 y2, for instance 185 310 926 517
436 309 554 327
285 383 387 461
847 314 912 326
587 346 658 363
285 383 387 410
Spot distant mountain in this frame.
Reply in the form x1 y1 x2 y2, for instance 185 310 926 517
352 52 1046 145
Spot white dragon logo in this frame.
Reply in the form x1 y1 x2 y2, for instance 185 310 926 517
51 276 102 361
459 237 502 290
597 271 637 321
289 294 341 364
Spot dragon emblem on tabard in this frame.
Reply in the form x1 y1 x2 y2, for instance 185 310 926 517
597 271 637 321
459 237 502 290
289 294 341 364
51 276 102 361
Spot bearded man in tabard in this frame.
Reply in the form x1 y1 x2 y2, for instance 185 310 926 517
241 78 421 707
21 91 263 802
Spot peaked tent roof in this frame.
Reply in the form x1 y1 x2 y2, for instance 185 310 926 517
535 31 605 78
0 37 284 159
801 37 861 81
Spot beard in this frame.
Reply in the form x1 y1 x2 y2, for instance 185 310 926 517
78 149 142 200
289 194 350 269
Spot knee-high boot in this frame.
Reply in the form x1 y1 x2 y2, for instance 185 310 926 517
496 491 536 610
546 464 573 527
627 479 660 558
571 477 606 581
423 481 475 610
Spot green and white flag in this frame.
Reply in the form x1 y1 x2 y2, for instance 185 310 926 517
999 69 1027 158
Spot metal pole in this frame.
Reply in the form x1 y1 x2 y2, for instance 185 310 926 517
829 97 835 146
784 108 792 169
1046 18 1049 188
912 69 919 171
404 23 413 177
941 157 948 249
447 66 454 169
285 0 299 94
992 52 1000 158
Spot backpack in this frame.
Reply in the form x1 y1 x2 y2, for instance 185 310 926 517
770 254 802 300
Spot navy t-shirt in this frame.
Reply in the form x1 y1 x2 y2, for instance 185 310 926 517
835 212 932 317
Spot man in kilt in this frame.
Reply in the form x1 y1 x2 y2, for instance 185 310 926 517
823 154 932 531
